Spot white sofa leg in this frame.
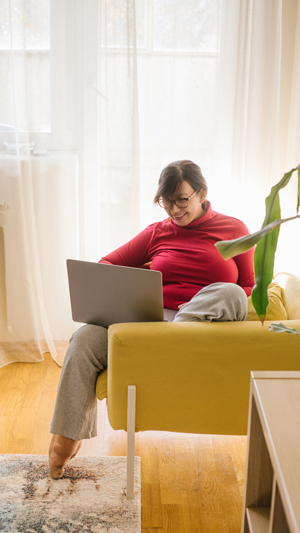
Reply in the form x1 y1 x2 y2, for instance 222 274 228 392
126 385 136 499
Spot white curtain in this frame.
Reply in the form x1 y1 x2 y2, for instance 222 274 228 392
0 0 299 368
0 0 59 365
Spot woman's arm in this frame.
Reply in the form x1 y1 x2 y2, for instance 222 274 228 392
99 225 156 267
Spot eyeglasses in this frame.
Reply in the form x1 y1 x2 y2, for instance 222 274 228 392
158 190 199 209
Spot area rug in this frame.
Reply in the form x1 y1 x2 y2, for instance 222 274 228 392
0 455 141 533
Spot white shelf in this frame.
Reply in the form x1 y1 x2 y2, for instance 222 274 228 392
246 507 270 533
242 371 300 533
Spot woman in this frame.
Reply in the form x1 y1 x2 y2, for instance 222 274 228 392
49 160 254 478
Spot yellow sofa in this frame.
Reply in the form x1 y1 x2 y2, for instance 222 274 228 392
96 272 300 497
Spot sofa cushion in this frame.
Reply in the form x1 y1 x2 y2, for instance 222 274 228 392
275 272 300 320
247 281 288 321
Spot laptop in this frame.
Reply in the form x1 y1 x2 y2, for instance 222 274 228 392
67 259 177 327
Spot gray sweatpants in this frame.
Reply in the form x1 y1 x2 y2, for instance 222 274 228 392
50 282 247 440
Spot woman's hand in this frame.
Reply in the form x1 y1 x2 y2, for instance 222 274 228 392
178 303 187 309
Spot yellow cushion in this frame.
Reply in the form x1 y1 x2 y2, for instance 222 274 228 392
247 281 287 321
275 272 300 319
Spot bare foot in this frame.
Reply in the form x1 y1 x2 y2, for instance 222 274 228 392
49 434 82 479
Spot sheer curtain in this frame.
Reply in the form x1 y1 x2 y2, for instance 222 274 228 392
0 0 299 368
212 0 282 213
0 0 58 366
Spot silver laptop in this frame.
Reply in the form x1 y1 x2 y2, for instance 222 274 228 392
67 259 177 327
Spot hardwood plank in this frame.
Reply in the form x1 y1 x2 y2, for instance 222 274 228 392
102 427 127 456
198 470 221 513
30 391 57 454
22 358 50 409
141 483 163 529
160 487 185 506
211 434 231 454
176 448 199 491
0 362 19 418
78 431 105 458
194 434 215 473
43 356 62 393
141 442 160 484
159 463 179 491
0 415 19 453
2 363 31 417
10 407 38 454
142 529 164 533
214 452 240 485
199 511 229 533
159 433 178 465
229 435 247 498
162 504 186 533
181 491 202 533
215 479 243 533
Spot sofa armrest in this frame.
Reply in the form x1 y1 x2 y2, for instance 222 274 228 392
105 320 300 436
275 272 300 319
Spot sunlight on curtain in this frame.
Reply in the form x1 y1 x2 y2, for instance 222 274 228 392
212 0 300 277
287 0 300 168
212 0 283 222
275 0 300 277
0 0 61 366
98 0 223 250
0 0 300 367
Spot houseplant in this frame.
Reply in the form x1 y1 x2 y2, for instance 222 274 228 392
215 165 300 321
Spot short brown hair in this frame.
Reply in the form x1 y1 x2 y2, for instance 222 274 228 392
154 160 208 207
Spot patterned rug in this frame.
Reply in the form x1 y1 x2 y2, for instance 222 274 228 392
0 454 141 532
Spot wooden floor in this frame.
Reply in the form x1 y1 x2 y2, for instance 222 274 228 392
0 347 247 533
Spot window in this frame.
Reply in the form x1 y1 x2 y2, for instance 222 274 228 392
0 0 51 134
153 0 221 53
101 0 221 53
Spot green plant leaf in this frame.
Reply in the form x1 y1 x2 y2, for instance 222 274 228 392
215 165 300 321
251 167 299 320
214 215 300 260
269 322 300 335
251 227 280 321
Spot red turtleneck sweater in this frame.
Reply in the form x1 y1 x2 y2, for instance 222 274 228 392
100 202 255 310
